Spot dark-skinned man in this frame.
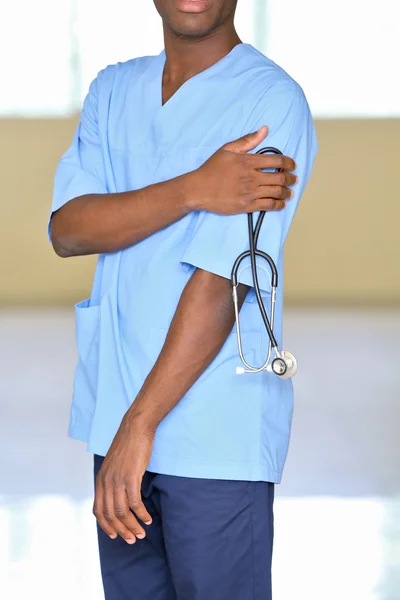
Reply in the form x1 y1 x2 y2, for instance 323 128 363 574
49 1 317 598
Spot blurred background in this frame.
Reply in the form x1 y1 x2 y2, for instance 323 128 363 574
0 1 399 599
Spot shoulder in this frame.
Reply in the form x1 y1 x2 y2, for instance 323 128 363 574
89 54 159 97
237 46 317 151
239 45 308 113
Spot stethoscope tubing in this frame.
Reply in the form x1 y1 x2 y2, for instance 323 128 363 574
231 146 284 357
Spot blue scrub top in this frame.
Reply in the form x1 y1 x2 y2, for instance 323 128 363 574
51 43 318 483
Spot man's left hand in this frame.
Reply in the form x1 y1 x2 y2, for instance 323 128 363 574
93 413 154 543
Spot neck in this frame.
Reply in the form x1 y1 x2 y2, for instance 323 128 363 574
162 25 242 84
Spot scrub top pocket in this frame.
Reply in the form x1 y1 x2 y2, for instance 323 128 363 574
75 299 100 362
69 299 100 437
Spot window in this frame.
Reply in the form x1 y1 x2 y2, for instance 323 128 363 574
1 0 398 117
0 0 74 116
258 0 399 118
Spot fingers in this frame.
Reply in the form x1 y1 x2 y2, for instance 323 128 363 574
126 480 153 526
246 170 297 212
250 198 287 213
224 126 269 154
93 483 118 539
113 488 147 543
255 170 298 189
247 153 296 173
254 184 293 202
249 183 292 211
93 475 149 545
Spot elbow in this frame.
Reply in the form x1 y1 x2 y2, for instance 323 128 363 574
52 240 74 258
51 233 77 258
51 226 82 258
50 211 81 258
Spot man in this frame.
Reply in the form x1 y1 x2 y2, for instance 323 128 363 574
50 0 317 598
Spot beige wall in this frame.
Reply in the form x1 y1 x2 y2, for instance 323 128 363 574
1 118 399 306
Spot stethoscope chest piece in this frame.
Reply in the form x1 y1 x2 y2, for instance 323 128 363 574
268 351 298 379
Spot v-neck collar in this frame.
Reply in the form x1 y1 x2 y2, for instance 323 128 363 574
153 42 250 112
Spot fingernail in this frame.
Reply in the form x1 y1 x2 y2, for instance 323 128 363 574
290 190 294 199
109 534 117 540
136 533 145 540
126 539 136 545
295 176 299 184
145 520 152 526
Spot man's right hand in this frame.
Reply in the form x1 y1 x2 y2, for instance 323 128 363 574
51 127 297 258
187 126 298 215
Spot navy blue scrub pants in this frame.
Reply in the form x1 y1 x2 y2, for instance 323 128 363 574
94 455 274 600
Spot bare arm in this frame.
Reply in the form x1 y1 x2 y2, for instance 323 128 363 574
94 270 249 542
51 127 297 258
50 174 193 257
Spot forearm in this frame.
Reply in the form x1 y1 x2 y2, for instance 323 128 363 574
50 172 197 258
127 269 249 431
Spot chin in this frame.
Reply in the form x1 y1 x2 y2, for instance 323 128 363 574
170 22 216 38
155 0 226 38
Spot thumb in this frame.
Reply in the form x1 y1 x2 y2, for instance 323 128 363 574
225 125 268 154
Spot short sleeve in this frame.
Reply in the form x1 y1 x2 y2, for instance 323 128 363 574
48 73 108 240
180 81 318 294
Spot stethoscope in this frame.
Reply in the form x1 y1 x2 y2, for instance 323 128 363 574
231 147 298 379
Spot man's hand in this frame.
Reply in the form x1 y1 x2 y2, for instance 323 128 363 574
51 124 297 258
187 125 297 215
93 414 154 544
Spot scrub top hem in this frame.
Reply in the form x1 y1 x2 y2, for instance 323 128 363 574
68 413 284 484
146 452 282 484
68 422 90 444
82 438 282 484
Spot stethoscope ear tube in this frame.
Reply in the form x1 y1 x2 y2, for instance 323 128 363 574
231 248 278 289
231 146 298 379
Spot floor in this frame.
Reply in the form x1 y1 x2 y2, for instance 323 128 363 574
1 308 399 599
